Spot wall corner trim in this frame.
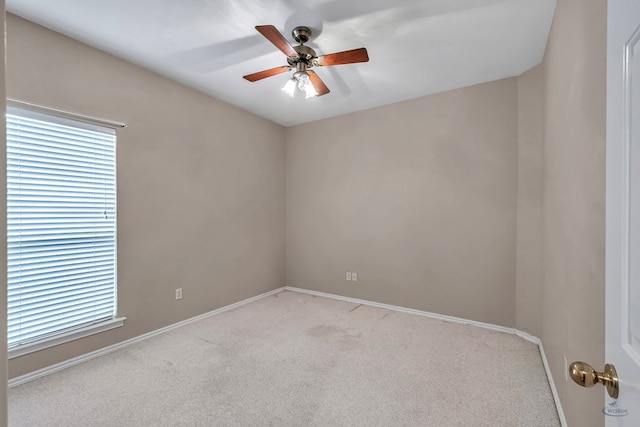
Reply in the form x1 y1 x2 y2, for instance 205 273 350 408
538 341 568 427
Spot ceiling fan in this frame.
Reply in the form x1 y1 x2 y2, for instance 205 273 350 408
243 25 369 98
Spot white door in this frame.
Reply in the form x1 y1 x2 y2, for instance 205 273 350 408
606 0 640 424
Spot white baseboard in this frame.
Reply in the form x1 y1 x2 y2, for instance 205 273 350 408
285 286 534 340
8 287 285 388
8 284 568 427
538 341 568 427
284 286 567 426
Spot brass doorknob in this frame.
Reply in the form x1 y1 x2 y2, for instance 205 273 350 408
569 361 619 398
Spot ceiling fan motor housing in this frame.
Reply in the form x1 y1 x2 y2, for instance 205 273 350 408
292 26 311 44
291 45 316 62
287 27 316 69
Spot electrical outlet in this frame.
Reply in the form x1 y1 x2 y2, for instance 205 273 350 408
346 272 352 281
352 272 358 281
175 288 183 300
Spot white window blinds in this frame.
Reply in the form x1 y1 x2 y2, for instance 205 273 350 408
7 106 117 349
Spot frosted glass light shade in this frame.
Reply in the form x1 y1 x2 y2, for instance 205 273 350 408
281 79 296 97
305 84 317 98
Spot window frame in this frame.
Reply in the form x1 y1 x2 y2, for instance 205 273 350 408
6 99 126 359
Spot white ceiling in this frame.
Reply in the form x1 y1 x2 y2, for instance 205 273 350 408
6 0 556 127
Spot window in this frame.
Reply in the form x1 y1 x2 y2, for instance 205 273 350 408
7 104 123 356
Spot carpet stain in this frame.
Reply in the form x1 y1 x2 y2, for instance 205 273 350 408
306 324 345 338
305 325 364 352
338 332 364 352
381 312 392 319
197 337 221 346
349 304 363 313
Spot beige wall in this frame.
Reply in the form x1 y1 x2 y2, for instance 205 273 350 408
5 3 610 425
515 65 543 337
286 79 518 327
1 4 7 426
541 0 607 425
6 14 286 378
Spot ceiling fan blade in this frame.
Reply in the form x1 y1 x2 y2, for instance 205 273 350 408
316 47 369 67
308 71 330 96
255 25 298 57
243 66 291 82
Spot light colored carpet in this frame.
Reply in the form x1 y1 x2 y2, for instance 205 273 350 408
9 290 560 426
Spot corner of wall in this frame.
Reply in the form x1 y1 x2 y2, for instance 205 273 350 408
515 64 544 338
1 2 8 425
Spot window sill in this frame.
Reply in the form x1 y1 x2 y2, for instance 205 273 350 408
8 317 127 359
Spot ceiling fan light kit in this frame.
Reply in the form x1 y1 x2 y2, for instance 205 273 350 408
282 59 318 98
281 71 317 98
243 25 369 99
